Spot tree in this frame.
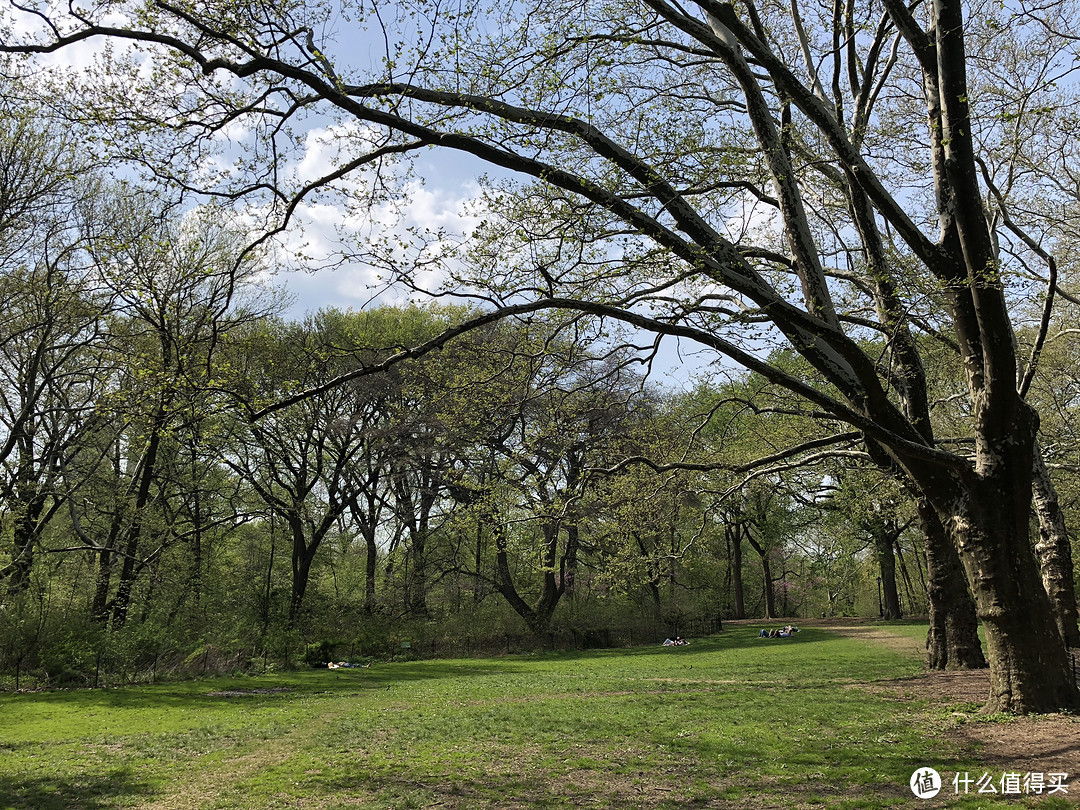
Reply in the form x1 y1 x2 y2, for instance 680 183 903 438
0 93 109 595
5 0 1079 711
226 314 382 623
443 326 654 636
1022 296 1080 648
66 197 265 630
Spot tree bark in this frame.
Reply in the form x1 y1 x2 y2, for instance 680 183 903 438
111 415 165 630
7 492 45 595
919 499 986 670
1031 446 1080 647
487 508 564 636
745 528 775 619
894 540 920 615
727 522 746 619
287 510 330 624
918 404 1077 711
92 548 114 625
408 525 429 618
872 520 903 619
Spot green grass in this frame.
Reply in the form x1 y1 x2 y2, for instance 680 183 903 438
0 626 1066 809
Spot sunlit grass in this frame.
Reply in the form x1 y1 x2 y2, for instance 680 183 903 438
0 625 1058 808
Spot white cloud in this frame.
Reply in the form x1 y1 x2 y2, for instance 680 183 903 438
265 126 484 314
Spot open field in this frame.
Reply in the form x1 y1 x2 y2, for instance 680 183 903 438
1 622 1077 809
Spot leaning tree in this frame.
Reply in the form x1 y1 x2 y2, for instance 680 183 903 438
4 0 1079 711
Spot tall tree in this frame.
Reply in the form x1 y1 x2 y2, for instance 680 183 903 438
0 93 109 594
71 198 264 629
7 0 1080 710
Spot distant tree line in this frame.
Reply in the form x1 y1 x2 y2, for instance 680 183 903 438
3 0 1080 714
0 112 1011 686
0 106 1076 687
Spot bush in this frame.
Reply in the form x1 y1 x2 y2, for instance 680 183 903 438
302 639 338 667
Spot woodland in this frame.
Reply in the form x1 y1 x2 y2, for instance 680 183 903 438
1 0 1080 717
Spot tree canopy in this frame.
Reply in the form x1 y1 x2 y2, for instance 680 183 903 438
2 0 1080 711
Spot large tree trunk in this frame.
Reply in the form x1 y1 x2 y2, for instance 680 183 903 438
920 409 1077 712
1031 446 1080 647
919 500 986 670
953 491 1075 712
896 0 1077 710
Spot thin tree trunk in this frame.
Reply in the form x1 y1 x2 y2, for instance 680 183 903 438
761 555 775 620
873 521 902 619
112 421 165 629
287 513 311 624
474 522 484 604
7 493 45 595
745 528 775 619
728 522 746 619
189 445 203 610
92 548 114 625
261 515 275 638
408 526 428 617
894 539 919 614
364 525 378 614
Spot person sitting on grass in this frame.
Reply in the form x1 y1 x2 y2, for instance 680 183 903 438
760 627 800 638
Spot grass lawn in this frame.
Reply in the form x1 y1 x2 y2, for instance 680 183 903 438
0 623 1075 809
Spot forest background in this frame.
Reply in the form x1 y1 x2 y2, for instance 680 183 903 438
0 0 1079 715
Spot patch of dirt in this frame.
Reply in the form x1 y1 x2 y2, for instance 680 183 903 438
819 623 928 657
820 622 1080 793
955 715 1080 774
871 668 993 704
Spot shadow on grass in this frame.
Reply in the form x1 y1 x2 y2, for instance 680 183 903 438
522 626 825 663
313 750 924 810
0 627 894 719
0 659 532 713
0 770 154 810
